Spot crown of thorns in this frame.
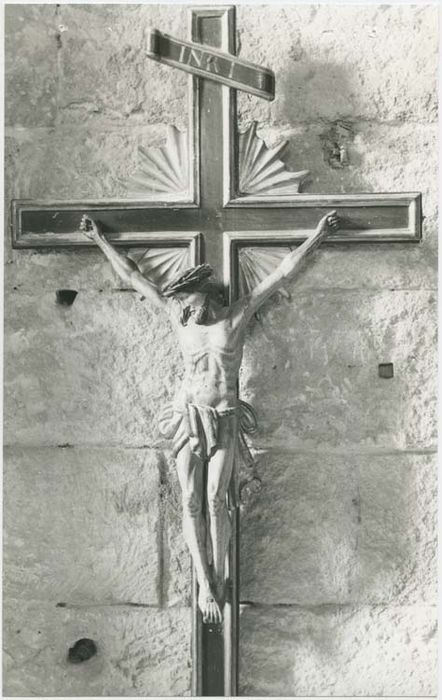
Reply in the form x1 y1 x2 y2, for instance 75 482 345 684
162 264 214 297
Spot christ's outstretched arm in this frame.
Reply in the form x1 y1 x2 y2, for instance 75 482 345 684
79 215 166 309
237 210 339 323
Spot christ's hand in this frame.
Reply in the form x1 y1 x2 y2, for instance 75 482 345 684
315 209 340 239
80 214 103 242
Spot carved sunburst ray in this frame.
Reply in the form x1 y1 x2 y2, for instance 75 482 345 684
238 122 309 195
239 247 293 299
128 247 190 289
124 121 308 199
125 126 189 198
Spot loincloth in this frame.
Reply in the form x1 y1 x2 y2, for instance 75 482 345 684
158 400 257 469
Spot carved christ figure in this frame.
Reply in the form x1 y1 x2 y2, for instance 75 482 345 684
80 210 340 624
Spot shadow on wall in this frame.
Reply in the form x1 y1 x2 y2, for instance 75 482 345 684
274 60 375 194
235 57 433 694
238 448 420 600
237 290 430 619
237 445 430 694
237 586 436 696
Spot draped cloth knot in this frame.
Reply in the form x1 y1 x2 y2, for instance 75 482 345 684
158 399 258 504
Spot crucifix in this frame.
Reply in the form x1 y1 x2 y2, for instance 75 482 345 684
11 6 421 697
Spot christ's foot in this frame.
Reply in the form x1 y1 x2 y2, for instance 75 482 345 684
198 586 222 624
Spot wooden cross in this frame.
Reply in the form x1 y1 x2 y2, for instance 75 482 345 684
11 6 422 697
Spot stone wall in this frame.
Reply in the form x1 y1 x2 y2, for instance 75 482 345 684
4 4 437 696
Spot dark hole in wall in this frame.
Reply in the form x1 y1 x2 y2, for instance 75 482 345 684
68 638 97 664
56 290 78 306
319 119 354 169
378 363 394 379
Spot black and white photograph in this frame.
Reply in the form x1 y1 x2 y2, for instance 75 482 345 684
3 1 438 696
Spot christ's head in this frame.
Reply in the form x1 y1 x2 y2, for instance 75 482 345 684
162 264 225 325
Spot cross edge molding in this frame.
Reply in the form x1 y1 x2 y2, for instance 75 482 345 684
11 192 422 249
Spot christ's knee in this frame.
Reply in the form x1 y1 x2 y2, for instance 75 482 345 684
182 490 202 520
207 490 227 518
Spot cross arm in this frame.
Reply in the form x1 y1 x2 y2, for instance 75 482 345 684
223 193 422 304
10 200 203 248
223 193 422 242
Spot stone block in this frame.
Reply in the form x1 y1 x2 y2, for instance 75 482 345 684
237 5 438 124
4 447 161 605
5 124 179 201
159 452 192 607
5 5 58 127
4 248 123 294
4 245 190 296
261 121 437 211
240 452 436 605
56 4 189 127
239 603 436 696
241 289 436 450
353 454 436 605
3 599 191 696
241 451 357 605
4 4 190 130
284 237 436 297
4 290 183 446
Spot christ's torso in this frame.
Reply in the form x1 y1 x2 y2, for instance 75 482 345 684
169 303 245 410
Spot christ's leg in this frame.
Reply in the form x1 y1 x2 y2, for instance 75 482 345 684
206 414 238 608
176 443 222 624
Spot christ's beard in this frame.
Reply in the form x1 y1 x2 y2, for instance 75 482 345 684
193 302 209 325
180 297 209 326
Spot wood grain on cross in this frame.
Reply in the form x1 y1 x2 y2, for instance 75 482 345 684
11 6 422 697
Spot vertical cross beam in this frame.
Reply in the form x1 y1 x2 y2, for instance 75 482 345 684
191 6 236 270
189 8 238 697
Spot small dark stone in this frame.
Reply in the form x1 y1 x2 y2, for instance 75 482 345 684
378 362 394 379
56 602 67 607
56 290 78 306
68 638 97 664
